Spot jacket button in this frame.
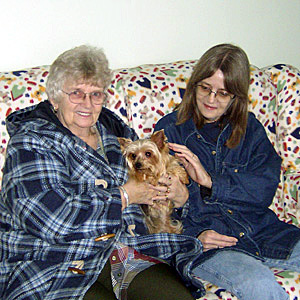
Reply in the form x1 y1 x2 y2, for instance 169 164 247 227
234 169 238 173
94 233 116 242
95 179 108 188
227 209 233 215
211 150 216 155
111 255 117 261
239 232 245 238
197 134 201 139
68 267 85 275
256 251 259 256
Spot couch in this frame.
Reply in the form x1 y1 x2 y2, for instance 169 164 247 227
0 59 299 299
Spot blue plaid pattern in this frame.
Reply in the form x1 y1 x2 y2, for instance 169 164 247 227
0 102 205 299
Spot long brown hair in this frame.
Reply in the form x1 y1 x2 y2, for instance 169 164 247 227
177 43 250 148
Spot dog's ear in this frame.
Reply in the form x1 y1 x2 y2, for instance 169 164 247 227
150 130 167 150
117 137 132 152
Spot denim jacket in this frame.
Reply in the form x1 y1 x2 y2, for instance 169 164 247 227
155 111 300 261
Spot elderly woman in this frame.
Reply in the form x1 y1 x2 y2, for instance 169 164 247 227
154 43 300 300
0 45 202 300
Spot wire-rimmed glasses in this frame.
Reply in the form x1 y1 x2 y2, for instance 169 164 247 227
61 90 107 105
196 83 235 103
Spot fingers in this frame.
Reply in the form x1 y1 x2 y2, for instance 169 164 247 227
175 152 199 166
169 143 196 157
151 184 171 202
204 230 238 244
198 230 238 251
166 186 170 194
150 183 171 193
168 143 201 168
156 173 172 185
124 180 158 206
150 174 188 208
168 142 188 152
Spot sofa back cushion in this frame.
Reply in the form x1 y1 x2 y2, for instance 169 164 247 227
119 60 197 138
121 61 279 147
0 61 298 200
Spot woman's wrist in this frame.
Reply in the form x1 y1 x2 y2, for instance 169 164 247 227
171 181 189 208
205 176 212 189
119 186 129 209
199 174 212 189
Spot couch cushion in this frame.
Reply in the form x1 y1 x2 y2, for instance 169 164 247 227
122 61 279 142
262 64 300 171
0 66 50 185
105 68 132 125
248 65 278 152
262 64 300 226
122 60 197 138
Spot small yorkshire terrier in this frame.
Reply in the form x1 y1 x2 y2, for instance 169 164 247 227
118 130 189 234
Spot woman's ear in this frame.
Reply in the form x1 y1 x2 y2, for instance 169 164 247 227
49 98 58 112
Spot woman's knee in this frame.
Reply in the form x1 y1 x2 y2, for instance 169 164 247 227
127 263 194 300
83 281 117 300
234 275 288 300
192 251 289 300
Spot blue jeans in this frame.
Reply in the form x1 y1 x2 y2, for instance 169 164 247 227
192 240 300 300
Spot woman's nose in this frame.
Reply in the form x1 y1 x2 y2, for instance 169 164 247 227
207 92 217 103
81 94 94 107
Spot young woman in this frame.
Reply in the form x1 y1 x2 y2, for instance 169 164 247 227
154 43 300 300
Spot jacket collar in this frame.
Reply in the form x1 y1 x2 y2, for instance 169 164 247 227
7 100 128 139
179 115 232 145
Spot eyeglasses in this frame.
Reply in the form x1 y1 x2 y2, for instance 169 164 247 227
61 89 107 105
196 84 235 103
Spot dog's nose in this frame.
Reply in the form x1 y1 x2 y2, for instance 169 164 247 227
135 162 142 169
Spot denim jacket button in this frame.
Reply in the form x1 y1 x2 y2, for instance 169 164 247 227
211 150 216 155
239 232 245 238
234 169 238 173
227 209 233 215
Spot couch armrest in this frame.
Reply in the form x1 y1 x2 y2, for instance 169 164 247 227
262 64 300 167
262 64 300 224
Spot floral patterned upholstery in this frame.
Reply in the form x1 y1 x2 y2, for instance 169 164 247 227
0 60 299 299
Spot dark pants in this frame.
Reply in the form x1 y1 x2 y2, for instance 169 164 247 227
84 261 194 300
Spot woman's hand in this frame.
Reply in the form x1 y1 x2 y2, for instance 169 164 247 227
168 143 212 188
150 173 189 208
198 230 238 251
122 179 157 208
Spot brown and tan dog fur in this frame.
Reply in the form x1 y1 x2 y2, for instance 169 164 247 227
118 130 189 234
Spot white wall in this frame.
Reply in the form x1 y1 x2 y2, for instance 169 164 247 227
1 0 299 71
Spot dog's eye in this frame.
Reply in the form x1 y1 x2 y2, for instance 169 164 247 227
130 153 137 159
145 151 152 157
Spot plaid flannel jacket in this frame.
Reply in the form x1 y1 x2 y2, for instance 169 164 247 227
0 101 205 300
